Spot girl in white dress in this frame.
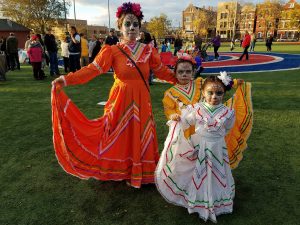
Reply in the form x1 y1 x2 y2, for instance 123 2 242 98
156 73 239 223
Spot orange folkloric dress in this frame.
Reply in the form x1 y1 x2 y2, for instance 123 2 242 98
51 42 177 188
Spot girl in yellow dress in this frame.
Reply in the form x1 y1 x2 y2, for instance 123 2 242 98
162 55 253 169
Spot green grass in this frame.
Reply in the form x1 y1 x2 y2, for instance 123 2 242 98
0 59 299 224
216 41 300 54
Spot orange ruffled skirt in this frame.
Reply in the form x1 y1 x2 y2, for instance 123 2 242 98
51 79 159 188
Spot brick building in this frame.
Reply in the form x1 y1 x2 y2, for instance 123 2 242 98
182 3 216 40
277 0 299 40
0 19 31 49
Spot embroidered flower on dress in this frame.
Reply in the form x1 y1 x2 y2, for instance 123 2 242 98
116 2 144 20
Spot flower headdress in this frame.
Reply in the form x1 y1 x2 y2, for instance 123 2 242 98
176 50 196 65
217 71 234 91
116 2 144 20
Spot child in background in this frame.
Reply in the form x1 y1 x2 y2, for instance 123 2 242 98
156 73 253 223
161 41 167 52
60 36 69 73
230 38 235 51
27 35 44 80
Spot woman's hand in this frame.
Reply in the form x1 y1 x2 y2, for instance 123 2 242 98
170 113 181 121
52 76 66 87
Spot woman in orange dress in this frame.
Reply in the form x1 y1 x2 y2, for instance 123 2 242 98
51 2 177 188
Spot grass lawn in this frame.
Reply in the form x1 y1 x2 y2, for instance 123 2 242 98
0 48 299 224
215 41 300 54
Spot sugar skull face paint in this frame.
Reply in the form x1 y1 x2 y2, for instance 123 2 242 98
121 14 140 42
202 82 225 106
175 62 194 85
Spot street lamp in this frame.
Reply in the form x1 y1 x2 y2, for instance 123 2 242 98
108 0 111 31
73 0 77 26
63 0 67 32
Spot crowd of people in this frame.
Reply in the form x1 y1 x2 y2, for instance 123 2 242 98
0 27 106 81
0 25 279 83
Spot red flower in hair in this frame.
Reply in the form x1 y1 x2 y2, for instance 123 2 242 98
116 2 144 20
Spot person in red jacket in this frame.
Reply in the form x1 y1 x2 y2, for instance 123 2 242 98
238 31 251 61
27 35 45 80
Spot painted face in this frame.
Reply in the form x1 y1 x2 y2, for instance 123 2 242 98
121 14 140 42
202 82 225 106
176 62 194 85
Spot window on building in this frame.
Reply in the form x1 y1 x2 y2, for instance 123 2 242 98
220 13 228 19
257 32 262 38
225 5 228 9
289 3 294 8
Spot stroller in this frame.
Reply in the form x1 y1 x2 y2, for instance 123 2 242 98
200 42 211 61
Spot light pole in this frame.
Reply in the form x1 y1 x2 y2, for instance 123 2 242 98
108 0 111 31
73 0 77 26
63 0 67 32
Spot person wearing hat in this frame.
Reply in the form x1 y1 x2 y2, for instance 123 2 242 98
105 29 119 46
27 35 45 80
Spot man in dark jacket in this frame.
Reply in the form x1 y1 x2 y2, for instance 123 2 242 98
68 26 81 72
105 29 119 46
6 33 20 70
44 27 60 76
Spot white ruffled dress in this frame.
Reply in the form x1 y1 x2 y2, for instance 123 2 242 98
155 102 236 223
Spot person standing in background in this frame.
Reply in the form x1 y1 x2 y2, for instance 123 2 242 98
88 34 97 63
211 34 221 60
90 37 102 63
266 35 274 52
61 36 69 73
173 34 183 56
105 29 119 45
249 33 256 52
194 33 202 51
238 31 251 61
27 35 44 80
44 28 60 76
24 35 31 51
80 33 89 67
6 32 20 70
68 26 81 72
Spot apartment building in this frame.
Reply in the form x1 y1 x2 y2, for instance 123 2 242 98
277 0 299 40
236 4 256 37
182 3 216 40
216 1 240 40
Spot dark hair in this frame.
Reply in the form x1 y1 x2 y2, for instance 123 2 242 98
70 26 77 32
143 32 152 44
117 13 142 29
174 59 195 73
202 75 231 92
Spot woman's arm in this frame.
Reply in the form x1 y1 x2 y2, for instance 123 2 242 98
53 45 112 86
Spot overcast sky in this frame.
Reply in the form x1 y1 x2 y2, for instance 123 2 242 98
69 0 263 28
